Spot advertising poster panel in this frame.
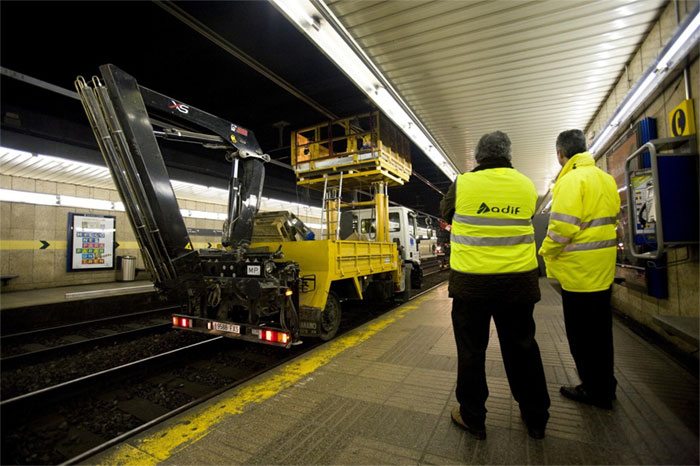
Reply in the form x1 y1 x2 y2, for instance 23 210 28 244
67 213 116 271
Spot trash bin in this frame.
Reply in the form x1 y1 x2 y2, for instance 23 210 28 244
117 255 136 281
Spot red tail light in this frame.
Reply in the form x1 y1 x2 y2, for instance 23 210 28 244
172 316 192 328
260 329 290 344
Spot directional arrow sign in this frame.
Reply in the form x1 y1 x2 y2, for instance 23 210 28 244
39 240 50 250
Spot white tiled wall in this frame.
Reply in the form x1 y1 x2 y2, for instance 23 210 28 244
0 175 227 291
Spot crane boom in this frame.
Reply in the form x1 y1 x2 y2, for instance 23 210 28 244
75 64 300 347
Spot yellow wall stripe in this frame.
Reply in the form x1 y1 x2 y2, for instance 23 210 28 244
0 240 68 250
0 239 214 251
98 297 430 465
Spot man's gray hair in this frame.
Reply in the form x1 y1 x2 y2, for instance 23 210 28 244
475 131 511 163
556 129 587 159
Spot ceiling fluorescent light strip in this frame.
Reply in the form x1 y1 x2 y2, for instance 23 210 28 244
0 188 215 221
0 187 326 231
271 0 459 180
589 6 700 155
0 147 322 218
0 186 323 222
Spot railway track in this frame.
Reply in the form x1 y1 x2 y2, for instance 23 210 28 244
0 307 183 381
1 323 173 370
0 307 179 358
1 271 449 465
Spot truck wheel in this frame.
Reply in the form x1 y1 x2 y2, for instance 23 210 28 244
319 292 341 341
411 263 423 289
395 267 411 303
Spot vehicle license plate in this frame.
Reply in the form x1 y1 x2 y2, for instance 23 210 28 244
213 322 240 334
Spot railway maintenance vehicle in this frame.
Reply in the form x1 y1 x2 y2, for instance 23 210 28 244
76 65 414 349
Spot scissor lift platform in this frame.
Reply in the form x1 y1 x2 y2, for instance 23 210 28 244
292 111 412 190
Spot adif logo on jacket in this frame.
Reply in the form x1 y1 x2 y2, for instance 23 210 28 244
477 202 520 215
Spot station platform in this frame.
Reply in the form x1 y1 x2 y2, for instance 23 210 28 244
0 280 155 311
85 279 698 465
0 280 164 333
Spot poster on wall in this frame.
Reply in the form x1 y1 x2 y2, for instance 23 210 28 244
67 213 116 271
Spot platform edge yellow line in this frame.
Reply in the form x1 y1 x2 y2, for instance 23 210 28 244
99 296 431 465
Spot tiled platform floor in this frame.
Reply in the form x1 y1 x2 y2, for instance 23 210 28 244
89 279 699 465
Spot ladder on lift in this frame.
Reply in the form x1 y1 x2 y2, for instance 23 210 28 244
321 172 343 240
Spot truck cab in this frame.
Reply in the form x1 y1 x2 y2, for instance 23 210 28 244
415 214 438 266
348 206 424 288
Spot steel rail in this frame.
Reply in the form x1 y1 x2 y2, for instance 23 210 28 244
0 323 172 369
0 337 224 418
408 273 448 300
423 266 447 277
62 342 316 465
63 274 448 464
0 306 179 342
1 274 449 464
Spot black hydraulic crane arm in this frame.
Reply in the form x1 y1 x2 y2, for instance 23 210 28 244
75 64 270 290
137 83 266 159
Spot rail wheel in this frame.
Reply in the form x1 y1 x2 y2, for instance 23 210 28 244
319 291 341 341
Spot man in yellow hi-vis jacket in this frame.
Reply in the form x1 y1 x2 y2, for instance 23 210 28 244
539 129 620 410
441 131 550 440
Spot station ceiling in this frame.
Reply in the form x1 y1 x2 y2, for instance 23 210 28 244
322 0 668 186
0 0 668 217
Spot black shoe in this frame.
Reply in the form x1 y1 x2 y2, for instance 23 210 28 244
520 413 546 439
560 385 613 410
451 406 486 440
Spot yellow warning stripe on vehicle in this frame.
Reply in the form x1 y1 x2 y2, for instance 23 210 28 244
97 295 433 465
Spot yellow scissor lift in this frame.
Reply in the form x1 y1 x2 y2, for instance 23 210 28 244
252 111 412 340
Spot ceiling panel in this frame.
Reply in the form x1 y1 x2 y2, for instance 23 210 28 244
325 0 667 192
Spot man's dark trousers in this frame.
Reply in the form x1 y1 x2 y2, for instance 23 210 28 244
561 287 617 401
451 298 550 428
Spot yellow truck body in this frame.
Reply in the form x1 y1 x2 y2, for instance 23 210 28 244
251 239 401 310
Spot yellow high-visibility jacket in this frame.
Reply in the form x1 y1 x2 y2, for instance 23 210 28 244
451 168 538 274
539 152 620 292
